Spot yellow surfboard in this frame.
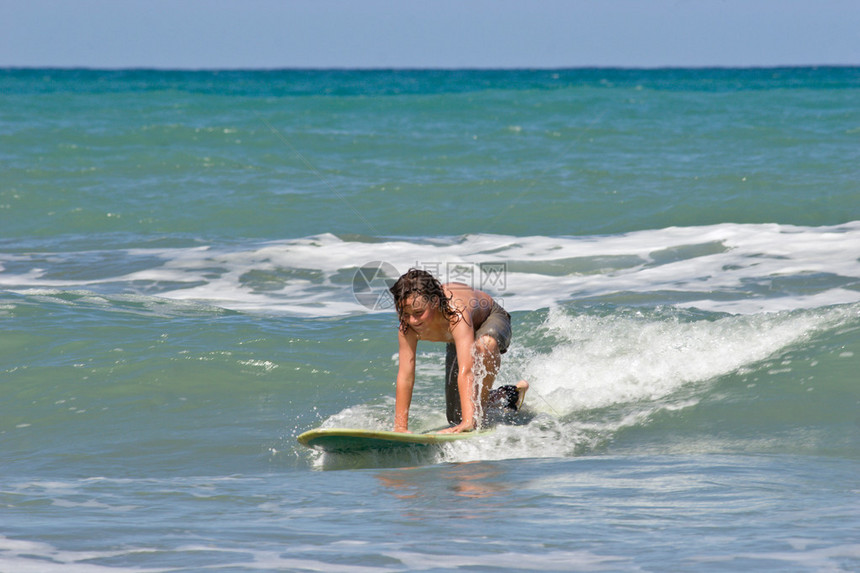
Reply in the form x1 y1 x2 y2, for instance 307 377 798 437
297 427 493 453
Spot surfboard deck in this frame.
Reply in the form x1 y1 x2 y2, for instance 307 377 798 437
297 427 493 453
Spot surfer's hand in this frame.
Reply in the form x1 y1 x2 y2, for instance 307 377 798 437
438 421 475 434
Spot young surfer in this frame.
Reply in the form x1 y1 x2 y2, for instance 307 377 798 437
389 269 528 433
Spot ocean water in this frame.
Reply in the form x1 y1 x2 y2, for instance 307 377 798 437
1 67 859 572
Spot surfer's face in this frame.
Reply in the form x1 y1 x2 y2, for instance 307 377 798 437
402 294 435 332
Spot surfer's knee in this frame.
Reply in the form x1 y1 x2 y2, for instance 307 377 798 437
475 334 499 357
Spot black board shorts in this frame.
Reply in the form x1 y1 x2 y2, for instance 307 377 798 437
444 301 515 424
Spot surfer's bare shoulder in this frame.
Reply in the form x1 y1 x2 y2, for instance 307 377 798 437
441 282 493 324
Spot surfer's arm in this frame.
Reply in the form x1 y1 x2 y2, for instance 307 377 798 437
393 329 418 432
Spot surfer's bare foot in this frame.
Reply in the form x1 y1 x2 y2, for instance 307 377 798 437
515 379 529 409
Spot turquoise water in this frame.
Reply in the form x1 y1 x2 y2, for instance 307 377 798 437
1 68 859 571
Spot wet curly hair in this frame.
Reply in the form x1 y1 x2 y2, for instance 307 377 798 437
389 268 460 334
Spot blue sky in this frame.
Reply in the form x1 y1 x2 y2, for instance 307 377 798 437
2 0 858 69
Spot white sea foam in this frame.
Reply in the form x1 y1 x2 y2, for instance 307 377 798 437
0 535 161 572
517 304 856 413
0 532 631 573
2 221 859 316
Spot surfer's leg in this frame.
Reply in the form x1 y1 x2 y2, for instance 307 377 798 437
472 301 513 416
474 334 502 408
445 342 461 424
447 337 507 425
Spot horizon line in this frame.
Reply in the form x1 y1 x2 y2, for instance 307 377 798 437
3 64 859 73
